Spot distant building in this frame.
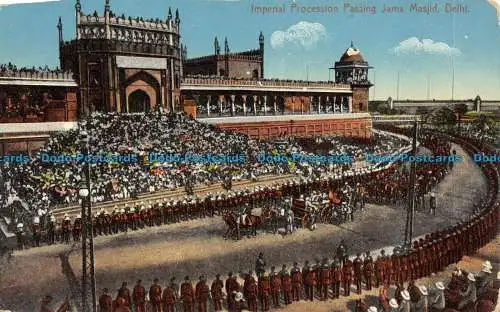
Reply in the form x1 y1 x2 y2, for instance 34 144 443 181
183 33 264 80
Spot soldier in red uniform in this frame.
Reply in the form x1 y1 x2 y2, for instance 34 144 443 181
314 259 322 296
342 256 353 297
243 271 256 302
375 250 385 287
280 265 292 305
149 278 162 312
120 209 128 232
112 209 120 234
98 288 113 312
61 215 71 243
400 254 409 284
132 280 146 312
353 253 363 294
331 258 343 299
225 272 239 310
270 266 282 307
210 274 224 312
364 251 374 291
246 274 258 312
181 276 194 312
320 258 331 300
290 262 302 302
117 282 131 308
72 215 81 242
162 281 177 312
258 273 271 311
131 207 140 230
304 262 316 301
195 276 210 312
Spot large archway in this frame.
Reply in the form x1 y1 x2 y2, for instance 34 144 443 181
128 90 151 113
122 71 161 113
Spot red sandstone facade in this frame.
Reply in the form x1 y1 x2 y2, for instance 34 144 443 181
209 115 372 139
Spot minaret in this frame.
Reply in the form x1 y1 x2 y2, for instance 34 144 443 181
175 9 180 25
259 31 264 79
224 37 229 77
57 17 63 44
104 0 111 39
75 0 81 39
214 37 220 55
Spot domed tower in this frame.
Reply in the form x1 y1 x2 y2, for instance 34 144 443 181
330 42 373 113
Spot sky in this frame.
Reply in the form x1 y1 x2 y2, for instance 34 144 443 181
0 0 499 100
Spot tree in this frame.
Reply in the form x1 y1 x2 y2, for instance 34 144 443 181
428 107 456 128
453 103 468 126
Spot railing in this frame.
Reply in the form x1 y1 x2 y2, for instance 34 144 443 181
181 77 351 89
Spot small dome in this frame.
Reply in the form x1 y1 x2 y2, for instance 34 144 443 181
339 46 364 62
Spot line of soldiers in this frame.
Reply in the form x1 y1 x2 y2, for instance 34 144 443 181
95 197 497 312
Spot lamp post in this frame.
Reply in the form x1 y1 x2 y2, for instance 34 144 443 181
403 119 419 252
79 130 96 312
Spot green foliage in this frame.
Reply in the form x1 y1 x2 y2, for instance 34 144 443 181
428 107 456 126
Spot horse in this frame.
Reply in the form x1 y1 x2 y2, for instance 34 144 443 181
222 211 263 240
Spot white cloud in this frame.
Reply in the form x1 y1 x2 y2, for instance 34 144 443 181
487 0 500 26
270 21 326 50
0 0 60 7
390 37 461 56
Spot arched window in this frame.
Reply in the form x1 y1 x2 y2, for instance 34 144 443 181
252 69 259 79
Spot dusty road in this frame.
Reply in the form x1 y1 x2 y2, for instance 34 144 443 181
0 144 489 311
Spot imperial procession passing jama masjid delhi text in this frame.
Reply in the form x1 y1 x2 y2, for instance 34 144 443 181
250 2 469 14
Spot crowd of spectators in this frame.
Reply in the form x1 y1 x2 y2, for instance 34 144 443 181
0 112 409 217
0 63 69 77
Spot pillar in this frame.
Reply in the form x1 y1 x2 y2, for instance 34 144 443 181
253 95 257 116
206 96 210 116
340 96 344 114
348 96 352 113
300 98 304 115
219 95 224 116
318 96 322 114
242 95 247 115
273 95 277 114
230 94 235 116
263 95 267 115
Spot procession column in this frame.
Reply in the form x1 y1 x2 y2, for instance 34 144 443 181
230 95 235 116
